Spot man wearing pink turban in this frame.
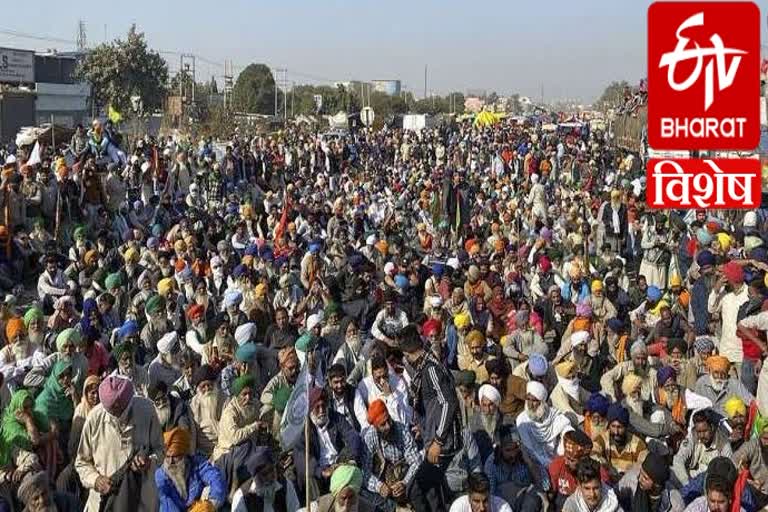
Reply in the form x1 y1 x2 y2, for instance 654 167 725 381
75 375 164 512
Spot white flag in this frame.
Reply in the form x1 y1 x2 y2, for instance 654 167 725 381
26 142 41 167
280 363 310 450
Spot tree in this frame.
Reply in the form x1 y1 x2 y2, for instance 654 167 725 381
595 80 630 111
76 25 168 114
232 63 280 114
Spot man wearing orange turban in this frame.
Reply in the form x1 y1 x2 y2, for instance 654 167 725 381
163 426 191 457
360 398 422 508
367 398 389 427
695 354 754 415
5 317 25 343
156 427 226 511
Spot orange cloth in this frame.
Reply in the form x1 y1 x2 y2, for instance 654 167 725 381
615 334 629 364
707 355 731 373
658 388 687 423
188 501 216 512
572 318 591 332
163 427 191 457
5 317 24 341
367 399 389 427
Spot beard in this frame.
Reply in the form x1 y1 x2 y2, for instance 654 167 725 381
664 387 680 409
526 402 548 422
163 457 188 498
254 478 278 500
311 410 329 428
31 500 58 512
28 330 44 345
626 396 644 416
118 362 135 378
480 411 498 435
150 317 169 332
633 365 648 378
156 404 171 428
346 335 362 354
334 500 359 512
237 398 258 421
197 389 220 417
710 375 726 392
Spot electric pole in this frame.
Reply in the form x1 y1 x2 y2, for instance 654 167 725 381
76 20 87 51
274 68 285 118
424 65 427 99
283 68 288 120
223 60 233 111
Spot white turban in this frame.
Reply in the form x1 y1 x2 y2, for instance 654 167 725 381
157 332 178 354
366 234 377 246
429 296 443 308
384 262 395 275
306 313 323 332
478 384 501 405
571 330 590 347
446 257 460 270
526 381 548 401
234 323 256 346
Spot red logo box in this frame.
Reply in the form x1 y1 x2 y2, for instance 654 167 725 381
647 2 760 150
646 158 761 209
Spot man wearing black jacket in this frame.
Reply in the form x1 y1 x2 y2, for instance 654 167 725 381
327 363 361 431
399 324 461 510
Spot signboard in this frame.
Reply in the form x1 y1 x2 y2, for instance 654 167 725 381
0 47 35 84
360 106 375 127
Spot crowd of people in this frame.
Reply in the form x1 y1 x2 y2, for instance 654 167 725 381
0 114 763 512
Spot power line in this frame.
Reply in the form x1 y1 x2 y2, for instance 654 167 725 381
0 28 75 45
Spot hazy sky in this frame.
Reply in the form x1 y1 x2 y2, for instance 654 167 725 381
3 0 767 103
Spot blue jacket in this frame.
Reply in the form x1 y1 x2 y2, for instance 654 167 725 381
561 280 590 304
156 455 226 512
690 277 711 336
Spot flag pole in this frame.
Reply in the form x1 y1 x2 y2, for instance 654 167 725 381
305 416 310 509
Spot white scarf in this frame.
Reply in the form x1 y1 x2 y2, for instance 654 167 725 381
611 202 621 234
571 485 619 512
558 376 581 401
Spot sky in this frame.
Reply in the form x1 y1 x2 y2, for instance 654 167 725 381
2 0 767 104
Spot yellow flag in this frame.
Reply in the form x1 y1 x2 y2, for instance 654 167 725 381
108 105 122 124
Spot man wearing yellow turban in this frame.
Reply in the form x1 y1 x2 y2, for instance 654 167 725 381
722 396 748 450
156 427 226 511
458 330 493 384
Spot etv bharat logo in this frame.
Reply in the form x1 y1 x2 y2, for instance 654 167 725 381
659 11 746 112
647 2 759 150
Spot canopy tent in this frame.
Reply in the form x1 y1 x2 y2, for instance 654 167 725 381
474 110 501 127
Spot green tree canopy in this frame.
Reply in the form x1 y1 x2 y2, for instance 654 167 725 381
232 64 280 114
594 80 630 111
76 25 168 114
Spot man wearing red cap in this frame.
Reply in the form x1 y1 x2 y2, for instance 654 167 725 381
708 261 749 374
294 386 360 497
360 399 424 511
